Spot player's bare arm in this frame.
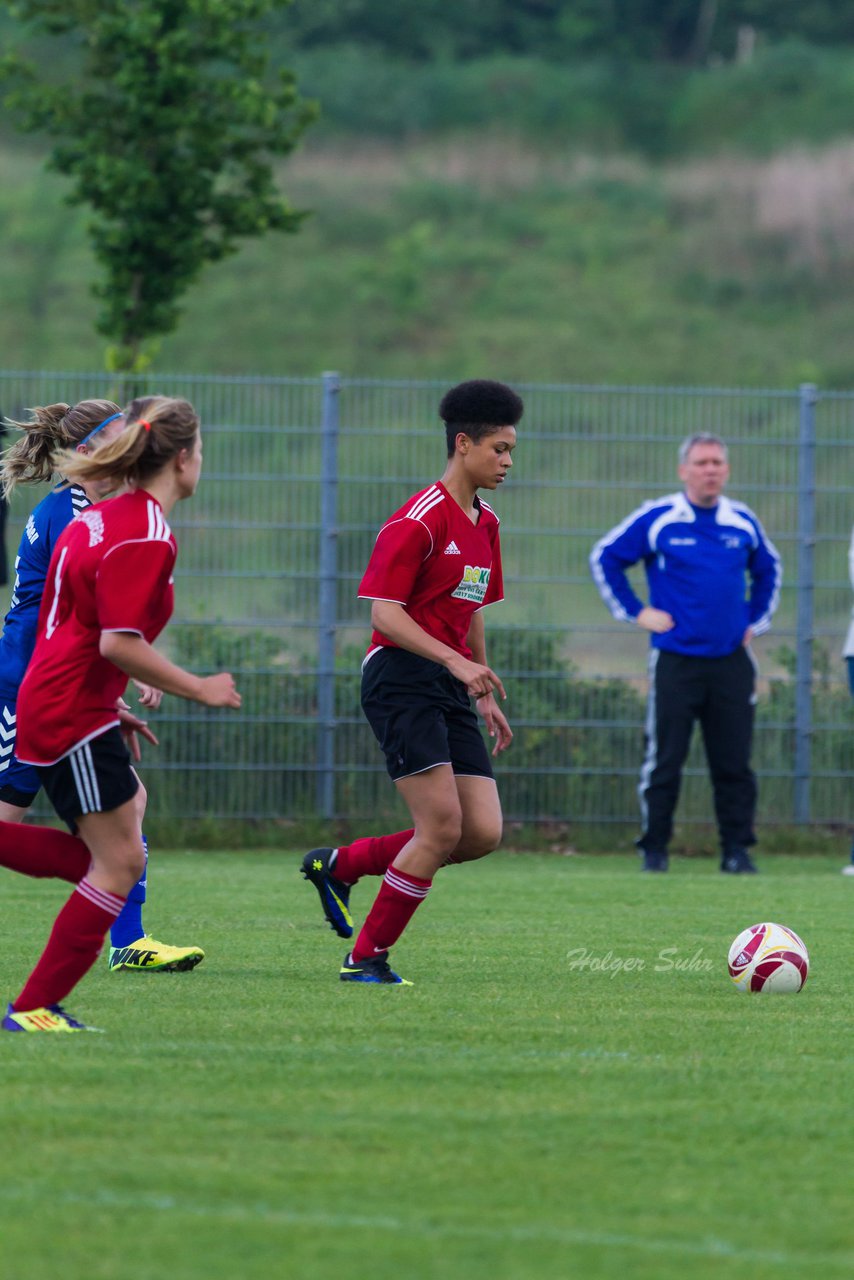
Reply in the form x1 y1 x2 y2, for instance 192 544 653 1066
100 632 241 708
475 695 513 755
370 600 506 700
466 611 512 754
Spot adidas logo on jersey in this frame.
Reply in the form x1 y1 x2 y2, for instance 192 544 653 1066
444 541 461 555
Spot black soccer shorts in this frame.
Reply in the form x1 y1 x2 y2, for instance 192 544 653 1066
37 727 140 826
361 646 494 783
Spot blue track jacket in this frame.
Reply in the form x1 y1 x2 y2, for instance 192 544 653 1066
590 491 782 658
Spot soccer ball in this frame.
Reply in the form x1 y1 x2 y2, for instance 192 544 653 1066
727 922 809 993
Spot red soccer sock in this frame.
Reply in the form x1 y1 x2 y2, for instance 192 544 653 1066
333 829 415 884
0 820 90 884
350 865 432 962
13 877 126 1012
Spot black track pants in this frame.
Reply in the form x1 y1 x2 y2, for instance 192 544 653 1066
638 647 757 853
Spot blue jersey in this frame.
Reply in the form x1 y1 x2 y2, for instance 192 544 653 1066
0 484 90 690
590 492 782 658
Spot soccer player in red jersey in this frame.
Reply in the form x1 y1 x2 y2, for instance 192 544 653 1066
0 396 241 1033
0 399 205 973
302 379 523 983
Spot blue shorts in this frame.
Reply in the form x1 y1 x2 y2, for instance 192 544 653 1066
0 691 40 807
848 656 854 698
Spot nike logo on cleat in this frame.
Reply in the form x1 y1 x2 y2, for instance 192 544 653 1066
111 947 158 967
329 890 353 924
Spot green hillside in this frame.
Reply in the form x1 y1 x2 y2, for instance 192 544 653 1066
3 133 853 386
3 8 854 382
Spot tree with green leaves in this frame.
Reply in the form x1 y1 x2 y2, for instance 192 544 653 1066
1 0 315 371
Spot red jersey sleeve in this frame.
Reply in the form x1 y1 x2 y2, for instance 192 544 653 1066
96 540 175 634
358 517 432 605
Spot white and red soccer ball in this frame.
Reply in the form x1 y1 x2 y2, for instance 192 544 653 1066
727 922 809 993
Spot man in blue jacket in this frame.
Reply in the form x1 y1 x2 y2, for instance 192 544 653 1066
590 433 781 873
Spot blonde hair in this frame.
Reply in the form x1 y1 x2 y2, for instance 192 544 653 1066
59 396 200 489
1 400 120 499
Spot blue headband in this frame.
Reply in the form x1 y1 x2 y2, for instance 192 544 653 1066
79 411 122 447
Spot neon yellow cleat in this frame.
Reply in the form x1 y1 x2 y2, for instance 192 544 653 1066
2 1003 102 1033
108 936 205 973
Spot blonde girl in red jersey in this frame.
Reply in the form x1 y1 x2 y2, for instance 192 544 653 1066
0 399 205 973
1 396 241 1033
302 379 523 984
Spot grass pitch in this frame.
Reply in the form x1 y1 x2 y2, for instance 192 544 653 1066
2 849 853 1280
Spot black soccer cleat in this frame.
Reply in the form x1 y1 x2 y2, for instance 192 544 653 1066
339 950 412 985
721 848 758 874
301 847 354 938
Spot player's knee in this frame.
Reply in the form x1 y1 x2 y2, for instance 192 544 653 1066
423 807 463 853
458 817 503 860
113 840 146 889
441 813 465 852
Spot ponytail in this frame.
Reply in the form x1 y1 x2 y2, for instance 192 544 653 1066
59 396 200 490
1 399 120 499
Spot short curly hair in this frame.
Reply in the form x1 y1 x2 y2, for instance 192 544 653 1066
439 379 524 457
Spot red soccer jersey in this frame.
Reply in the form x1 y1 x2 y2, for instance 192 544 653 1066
16 489 177 765
358 481 504 659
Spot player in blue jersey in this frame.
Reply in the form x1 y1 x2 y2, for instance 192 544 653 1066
590 432 781 874
0 400 205 970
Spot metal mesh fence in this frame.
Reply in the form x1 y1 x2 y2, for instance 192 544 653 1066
1 371 851 832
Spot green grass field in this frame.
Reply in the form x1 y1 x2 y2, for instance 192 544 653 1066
3 850 853 1280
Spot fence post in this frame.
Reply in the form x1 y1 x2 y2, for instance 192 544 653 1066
794 382 816 824
317 371 340 821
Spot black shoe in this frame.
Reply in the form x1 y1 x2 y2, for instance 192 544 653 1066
301 848 354 937
721 848 758 874
640 849 669 872
339 950 412 985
